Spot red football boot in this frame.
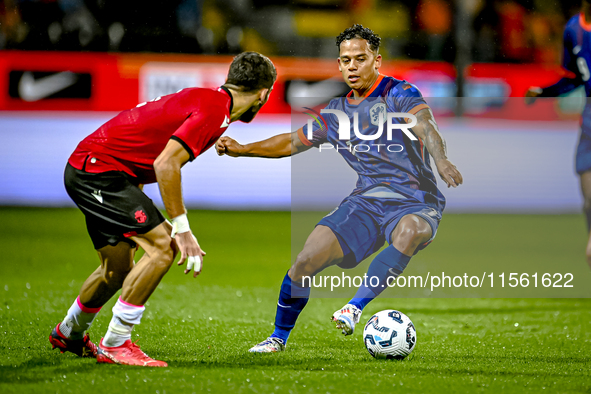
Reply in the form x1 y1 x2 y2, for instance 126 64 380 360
97 339 168 367
49 323 98 358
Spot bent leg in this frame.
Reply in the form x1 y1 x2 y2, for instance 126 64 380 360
390 214 432 254
58 241 135 340
267 225 344 346
289 225 344 281
123 222 177 305
79 242 136 308
102 222 176 348
349 214 432 311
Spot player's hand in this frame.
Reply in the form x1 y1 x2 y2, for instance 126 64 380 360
435 159 463 188
174 231 206 277
525 87 542 105
216 136 244 157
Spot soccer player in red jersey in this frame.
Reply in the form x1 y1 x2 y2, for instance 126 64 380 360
48 52 276 367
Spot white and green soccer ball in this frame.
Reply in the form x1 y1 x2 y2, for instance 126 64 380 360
362 310 416 359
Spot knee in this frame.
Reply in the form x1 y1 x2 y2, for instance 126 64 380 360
392 216 431 252
584 197 591 214
290 251 323 281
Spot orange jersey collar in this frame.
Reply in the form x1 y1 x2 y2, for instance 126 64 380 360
346 74 384 105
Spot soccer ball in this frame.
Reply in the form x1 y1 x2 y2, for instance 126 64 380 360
362 310 416 359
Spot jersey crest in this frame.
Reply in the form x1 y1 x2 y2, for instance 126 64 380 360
369 103 387 126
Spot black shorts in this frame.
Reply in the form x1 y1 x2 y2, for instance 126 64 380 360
64 163 165 249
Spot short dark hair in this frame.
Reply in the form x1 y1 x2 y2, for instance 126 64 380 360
225 52 276 92
336 24 381 52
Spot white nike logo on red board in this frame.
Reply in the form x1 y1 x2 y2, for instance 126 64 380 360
18 72 78 102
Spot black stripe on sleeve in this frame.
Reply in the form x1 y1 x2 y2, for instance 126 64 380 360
170 136 195 161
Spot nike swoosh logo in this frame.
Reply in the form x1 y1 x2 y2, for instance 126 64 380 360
387 268 399 277
286 78 347 107
277 303 291 309
92 192 103 204
220 115 230 128
18 71 78 102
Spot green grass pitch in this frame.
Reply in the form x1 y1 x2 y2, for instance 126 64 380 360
0 208 590 393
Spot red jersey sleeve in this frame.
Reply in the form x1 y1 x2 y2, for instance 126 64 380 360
171 106 229 161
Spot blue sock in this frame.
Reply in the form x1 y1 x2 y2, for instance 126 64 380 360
270 271 310 343
349 245 411 311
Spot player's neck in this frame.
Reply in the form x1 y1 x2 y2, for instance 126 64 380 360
225 86 259 122
351 72 380 99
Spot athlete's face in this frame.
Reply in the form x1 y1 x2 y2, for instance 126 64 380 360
338 38 381 94
239 87 273 123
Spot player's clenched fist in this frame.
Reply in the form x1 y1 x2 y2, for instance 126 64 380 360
216 136 244 157
215 136 228 155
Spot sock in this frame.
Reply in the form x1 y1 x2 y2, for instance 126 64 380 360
349 245 411 311
59 296 101 340
103 297 145 347
270 271 310 343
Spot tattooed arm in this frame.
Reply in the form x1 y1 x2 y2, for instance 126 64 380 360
411 108 463 188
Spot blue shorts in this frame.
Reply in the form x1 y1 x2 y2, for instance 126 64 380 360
317 193 442 269
576 131 591 174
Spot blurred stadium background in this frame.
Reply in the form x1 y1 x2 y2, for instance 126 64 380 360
0 0 586 212
1 3 590 392
0 0 579 60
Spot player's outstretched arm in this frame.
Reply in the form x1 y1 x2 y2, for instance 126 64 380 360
154 139 206 277
525 77 582 105
216 131 311 158
412 108 463 188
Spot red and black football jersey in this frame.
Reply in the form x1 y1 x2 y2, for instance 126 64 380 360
69 86 232 184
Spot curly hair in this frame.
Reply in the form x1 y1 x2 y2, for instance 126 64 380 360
225 52 277 92
336 24 381 52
